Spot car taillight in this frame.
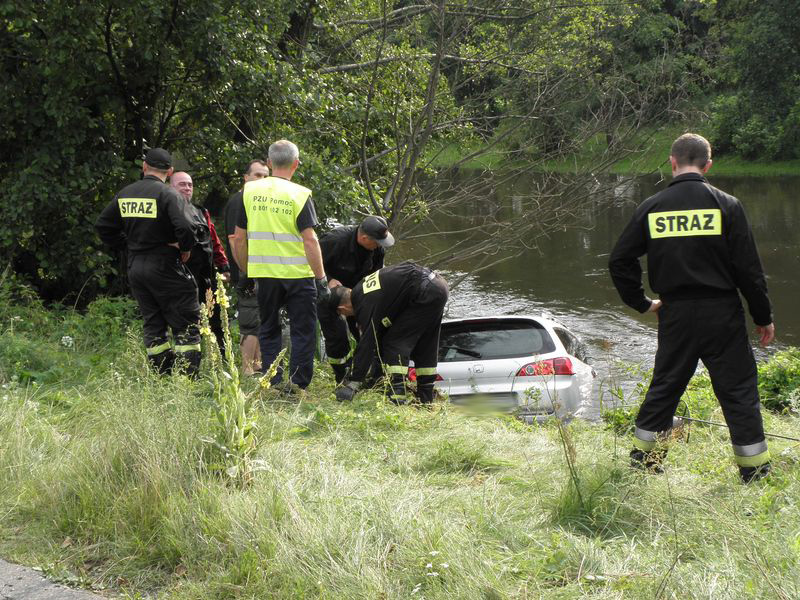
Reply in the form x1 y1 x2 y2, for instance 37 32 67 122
407 367 443 382
516 357 574 376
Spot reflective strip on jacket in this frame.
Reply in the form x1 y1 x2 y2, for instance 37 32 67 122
243 177 313 278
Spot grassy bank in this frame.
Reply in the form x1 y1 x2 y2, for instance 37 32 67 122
2 283 800 599
428 126 800 177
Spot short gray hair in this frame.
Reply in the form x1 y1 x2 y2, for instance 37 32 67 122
269 140 299 169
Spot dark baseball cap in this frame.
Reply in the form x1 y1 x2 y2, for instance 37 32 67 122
144 148 172 169
360 216 395 248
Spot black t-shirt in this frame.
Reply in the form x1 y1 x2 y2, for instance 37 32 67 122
224 190 244 287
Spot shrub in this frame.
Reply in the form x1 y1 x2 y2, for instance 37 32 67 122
758 348 800 413
730 115 783 160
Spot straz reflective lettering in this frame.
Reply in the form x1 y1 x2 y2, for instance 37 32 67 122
118 198 158 218
648 209 721 239
362 270 382 294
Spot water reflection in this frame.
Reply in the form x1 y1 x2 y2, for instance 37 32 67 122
394 171 800 411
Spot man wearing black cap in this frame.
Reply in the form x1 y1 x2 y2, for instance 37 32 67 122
329 261 448 404
318 216 395 382
96 148 202 375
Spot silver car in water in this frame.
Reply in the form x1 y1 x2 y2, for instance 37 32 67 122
432 315 596 422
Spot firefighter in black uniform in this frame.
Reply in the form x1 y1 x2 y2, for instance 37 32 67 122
318 216 394 382
330 262 449 404
96 148 202 375
608 133 775 483
171 171 230 355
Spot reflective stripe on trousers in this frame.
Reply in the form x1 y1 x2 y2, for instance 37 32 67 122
732 440 770 467
328 347 354 365
633 427 659 452
147 341 172 356
175 343 201 353
415 367 437 376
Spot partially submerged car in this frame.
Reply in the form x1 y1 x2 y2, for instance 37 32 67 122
431 315 595 422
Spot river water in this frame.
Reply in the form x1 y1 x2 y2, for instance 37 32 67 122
395 172 800 411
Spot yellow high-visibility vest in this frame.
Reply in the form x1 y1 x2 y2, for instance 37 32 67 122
244 177 313 278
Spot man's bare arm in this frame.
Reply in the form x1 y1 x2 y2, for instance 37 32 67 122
301 227 325 279
232 227 248 274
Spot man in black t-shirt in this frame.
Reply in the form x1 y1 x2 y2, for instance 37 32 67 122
224 159 269 375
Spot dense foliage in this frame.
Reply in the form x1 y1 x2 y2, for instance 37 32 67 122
709 0 800 159
2 1 797 301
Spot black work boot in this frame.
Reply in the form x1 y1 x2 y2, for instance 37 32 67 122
388 374 408 405
148 349 175 375
739 462 771 484
174 350 202 378
273 380 301 396
416 375 437 405
630 448 666 474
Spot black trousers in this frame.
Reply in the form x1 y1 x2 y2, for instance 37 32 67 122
635 296 767 464
382 275 449 402
319 309 359 383
128 253 201 372
257 277 317 389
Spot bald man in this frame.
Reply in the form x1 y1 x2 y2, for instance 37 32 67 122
171 171 230 354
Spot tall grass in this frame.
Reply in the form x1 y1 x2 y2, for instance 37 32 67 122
2 280 800 598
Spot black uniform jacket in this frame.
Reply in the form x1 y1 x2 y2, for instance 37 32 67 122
184 203 214 287
96 175 195 255
609 173 772 326
350 262 425 382
320 225 385 289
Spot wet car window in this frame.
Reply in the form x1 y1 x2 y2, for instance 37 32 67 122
553 327 574 354
554 327 588 362
439 320 556 362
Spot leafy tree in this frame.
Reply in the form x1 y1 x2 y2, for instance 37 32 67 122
2 0 702 300
709 0 800 159
0 0 365 301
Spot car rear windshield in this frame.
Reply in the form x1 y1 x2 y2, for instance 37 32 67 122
438 320 556 362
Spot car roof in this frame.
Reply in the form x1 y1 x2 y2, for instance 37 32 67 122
442 314 568 331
